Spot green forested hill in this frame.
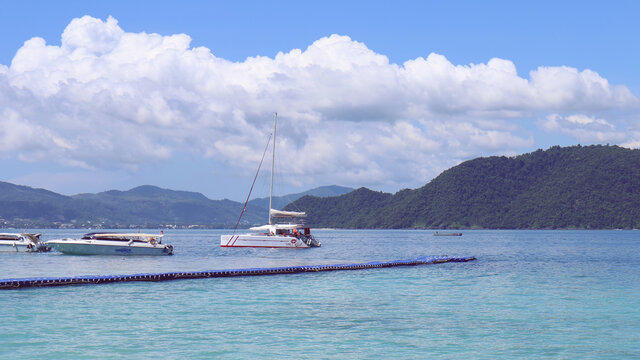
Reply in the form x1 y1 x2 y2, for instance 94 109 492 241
288 187 393 228
0 182 351 228
246 185 353 214
286 145 640 229
0 184 261 228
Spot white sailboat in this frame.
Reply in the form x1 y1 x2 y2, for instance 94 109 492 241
221 113 321 248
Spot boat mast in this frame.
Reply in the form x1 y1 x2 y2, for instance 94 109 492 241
269 112 277 225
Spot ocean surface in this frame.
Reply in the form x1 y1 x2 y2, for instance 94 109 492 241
1 229 639 359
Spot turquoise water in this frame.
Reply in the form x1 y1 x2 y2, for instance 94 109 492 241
1 229 639 359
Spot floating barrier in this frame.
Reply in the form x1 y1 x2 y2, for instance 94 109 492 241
0 255 476 290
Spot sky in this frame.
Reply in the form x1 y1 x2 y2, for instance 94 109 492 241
1 0 639 201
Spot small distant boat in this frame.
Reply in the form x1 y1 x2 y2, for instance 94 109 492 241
48 232 173 255
0 233 51 252
433 231 463 236
221 113 321 249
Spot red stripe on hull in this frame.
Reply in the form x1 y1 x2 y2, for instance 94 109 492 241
220 245 306 248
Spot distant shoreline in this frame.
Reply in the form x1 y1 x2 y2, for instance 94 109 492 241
2 226 638 231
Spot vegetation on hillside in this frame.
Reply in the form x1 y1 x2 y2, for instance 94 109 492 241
0 183 351 229
286 145 640 229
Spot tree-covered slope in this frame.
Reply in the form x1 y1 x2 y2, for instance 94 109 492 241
71 185 256 225
247 185 353 213
287 187 393 228
0 182 350 228
0 182 81 222
287 145 640 229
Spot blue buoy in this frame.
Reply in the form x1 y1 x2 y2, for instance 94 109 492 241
0 255 476 289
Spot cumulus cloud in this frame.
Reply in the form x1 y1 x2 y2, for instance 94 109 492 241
1 15 639 191
539 114 628 144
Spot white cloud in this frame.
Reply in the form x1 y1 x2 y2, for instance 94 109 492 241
1 15 639 192
61 15 124 55
621 138 640 149
539 113 627 143
530 67 637 110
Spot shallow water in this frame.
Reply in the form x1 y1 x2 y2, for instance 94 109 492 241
1 229 639 359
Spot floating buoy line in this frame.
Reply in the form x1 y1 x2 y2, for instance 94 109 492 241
0 255 476 289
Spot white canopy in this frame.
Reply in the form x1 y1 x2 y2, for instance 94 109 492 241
91 233 163 238
270 209 306 218
0 233 21 240
88 233 163 242
0 233 40 241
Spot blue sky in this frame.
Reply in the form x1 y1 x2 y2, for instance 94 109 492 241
1 0 639 201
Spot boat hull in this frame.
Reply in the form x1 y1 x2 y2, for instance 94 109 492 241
48 241 173 256
221 234 312 248
0 234 50 252
0 242 35 252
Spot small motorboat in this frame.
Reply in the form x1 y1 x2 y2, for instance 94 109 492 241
48 232 173 256
433 231 463 236
0 233 51 252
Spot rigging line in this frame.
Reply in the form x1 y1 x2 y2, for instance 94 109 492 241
232 132 273 234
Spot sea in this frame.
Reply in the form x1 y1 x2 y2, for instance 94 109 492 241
1 229 639 359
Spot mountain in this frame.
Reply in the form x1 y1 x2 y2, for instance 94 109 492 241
0 182 77 222
247 185 354 211
70 185 263 226
285 145 640 229
242 185 353 224
0 183 349 228
0 183 261 228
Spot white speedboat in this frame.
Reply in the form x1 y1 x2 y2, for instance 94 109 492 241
221 113 321 249
0 233 51 252
48 232 173 256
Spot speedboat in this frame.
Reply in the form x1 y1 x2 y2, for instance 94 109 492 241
222 209 321 248
0 233 51 252
48 232 173 255
221 113 321 249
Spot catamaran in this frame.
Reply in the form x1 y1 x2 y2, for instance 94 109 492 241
221 113 321 248
47 232 173 255
0 233 51 252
